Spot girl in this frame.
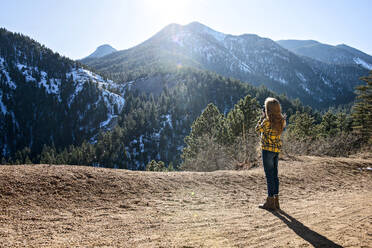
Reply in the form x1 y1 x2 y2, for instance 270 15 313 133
256 97 286 211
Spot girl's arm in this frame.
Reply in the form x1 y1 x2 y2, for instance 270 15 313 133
256 109 266 133
255 118 266 133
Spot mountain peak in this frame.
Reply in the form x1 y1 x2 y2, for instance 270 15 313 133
97 44 114 49
184 21 226 42
84 44 117 59
153 21 227 44
185 21 218 33
185 21 208 29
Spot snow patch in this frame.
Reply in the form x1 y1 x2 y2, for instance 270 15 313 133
39 75 61 95
273 52 290 62
100 87 125 114
268 73 287 84
124 81 134 91
16 63 27 71
301 84 311 94
0 57 17 89
67 81 84 106
100 114 116 128
99 84 125 129
66 68 124 109
353 57 372 70
0 90 7 115
239 61 252 73
14 62 61 95
139 135 145 153
230 54 252 73
321 76 332 86
162 114 173 128
296 72 307 82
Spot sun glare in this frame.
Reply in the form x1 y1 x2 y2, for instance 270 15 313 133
141 0 191 24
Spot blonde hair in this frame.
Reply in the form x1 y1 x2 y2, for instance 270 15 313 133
265 97 285 134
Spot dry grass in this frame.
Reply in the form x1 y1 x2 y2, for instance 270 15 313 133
182 135 259 171
282 133 365 157
1 155 372 247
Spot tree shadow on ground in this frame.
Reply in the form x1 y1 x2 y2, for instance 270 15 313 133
271 210 343 248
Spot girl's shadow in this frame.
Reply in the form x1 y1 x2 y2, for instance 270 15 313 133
271 210 343 248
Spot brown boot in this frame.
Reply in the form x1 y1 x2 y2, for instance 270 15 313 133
274 195 280 210
259 196 276 211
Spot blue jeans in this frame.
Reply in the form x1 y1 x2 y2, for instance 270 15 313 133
262 150 279 197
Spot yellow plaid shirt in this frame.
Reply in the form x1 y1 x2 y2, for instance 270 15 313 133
255 118 283 153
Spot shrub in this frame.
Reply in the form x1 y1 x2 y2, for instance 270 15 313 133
181 133 259 171
282 132 364 157
146 160 174 171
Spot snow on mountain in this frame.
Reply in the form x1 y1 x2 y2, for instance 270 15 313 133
277 39 372 69
99 86 125 129
0 27 132 160
66 68 125 109
353 57 372 70
158 22 365 106
167 23 369 107
63 68 127 129
1 57 126 157
0 57 126 155
82 22 369 108
0 57 16 89
186 21 227 42
0 90 6 115
1 56 126 125
296 72 307 82
15 62 61 95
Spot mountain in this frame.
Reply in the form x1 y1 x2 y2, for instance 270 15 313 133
0 28 125 158
277 39 372 70
1 27 308 168
82 22 369 108
83 44 117 60
1 24 366 169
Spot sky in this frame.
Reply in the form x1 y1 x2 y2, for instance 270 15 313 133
1 0 372 60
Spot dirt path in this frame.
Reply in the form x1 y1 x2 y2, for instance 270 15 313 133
0 156 371 247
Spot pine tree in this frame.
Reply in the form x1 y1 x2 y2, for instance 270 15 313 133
318 111 338 137
352 71 372 142
182 103 224 160
286 111 316 139
226 95 259 142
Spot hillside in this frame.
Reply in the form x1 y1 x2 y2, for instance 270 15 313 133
0 28 125 158
1 155 371 247
277 39 372 69
82 22 369 108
